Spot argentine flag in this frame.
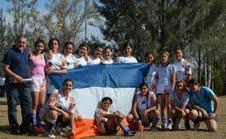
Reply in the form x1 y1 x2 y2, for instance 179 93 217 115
48 63 147 138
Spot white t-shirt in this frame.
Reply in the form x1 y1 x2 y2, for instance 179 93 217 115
135 91 155 117
169 91 189 107
173 59 192 81
145 64 157 88
118 56 138 63
102 59 113 64
64 54 77 69
46 53 66 70
74 54 88 67
156 64 175 94
46 53 66 95
56 91 76 113
87 56 101 65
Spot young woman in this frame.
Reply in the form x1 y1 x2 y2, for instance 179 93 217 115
88 46 103 65
117 42 138 63
169 80 190 130
29 39 46 132
188 79 218 132
131 82 160 131
155 51 176 129
39 79 81 138
102 47 113 64
62 42 77 69
144 52 157 90
74 43 90 67
95 97 135 136
45 38 67 96
173 48 192 82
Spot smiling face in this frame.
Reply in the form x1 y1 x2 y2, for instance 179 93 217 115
49 40 59 53
35 42 44 54
64 43 73 56
175 49 183 60
175 80 185 93
94 47 103 58
123 45 132 57
16 37 27 51
160 53 169 64
78 46 88 57
103 48 112 60
140 85 148 96
102 99 111 111
188 83 200 93
146 54 154 64
63 80 73 94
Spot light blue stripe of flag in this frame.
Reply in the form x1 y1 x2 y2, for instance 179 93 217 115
48 63 148 89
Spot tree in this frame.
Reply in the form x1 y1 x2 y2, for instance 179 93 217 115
41 0 99 46
6 0 39 46
97 0 224 57
0 8 8 70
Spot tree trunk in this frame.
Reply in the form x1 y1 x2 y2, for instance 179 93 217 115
208 64 212 88
204 55 207 86
197 46 202 83
224 54 226 95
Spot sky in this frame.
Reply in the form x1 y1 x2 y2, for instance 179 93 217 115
0 0 105 44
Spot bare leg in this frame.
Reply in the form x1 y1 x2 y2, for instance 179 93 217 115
205 119 217 132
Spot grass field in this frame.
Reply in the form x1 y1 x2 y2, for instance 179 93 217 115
0 96 226 139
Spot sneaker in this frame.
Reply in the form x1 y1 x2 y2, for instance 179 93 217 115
150 126 159 131
124 130 135 136
161 123 167 130
194 122 200 131
47 133 56 138
33 126 45 134
167 119 173 129
10 123 19 134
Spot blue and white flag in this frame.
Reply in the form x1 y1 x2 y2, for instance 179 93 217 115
48 63 148 119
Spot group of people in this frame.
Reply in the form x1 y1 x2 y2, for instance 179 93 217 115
1 35 219 138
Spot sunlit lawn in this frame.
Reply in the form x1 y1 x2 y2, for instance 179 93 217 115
0 96 226 139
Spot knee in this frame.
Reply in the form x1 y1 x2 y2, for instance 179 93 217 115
32 104 37 110
170 109 176 118
155 109 160 116
189 110 198 120
126 114 133 121
50 110 58 120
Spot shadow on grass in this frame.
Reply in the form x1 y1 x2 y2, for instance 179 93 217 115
0 101 7 105
0 125 10 133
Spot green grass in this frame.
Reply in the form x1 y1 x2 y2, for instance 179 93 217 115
0 97 226 139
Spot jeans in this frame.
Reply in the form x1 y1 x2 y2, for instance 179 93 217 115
6 82 32 132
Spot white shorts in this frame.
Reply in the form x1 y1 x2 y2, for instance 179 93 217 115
31 76 46 92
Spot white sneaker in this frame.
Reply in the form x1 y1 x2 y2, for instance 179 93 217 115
48 133 56 138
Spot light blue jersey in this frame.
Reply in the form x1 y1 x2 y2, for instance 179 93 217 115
190 87 215 113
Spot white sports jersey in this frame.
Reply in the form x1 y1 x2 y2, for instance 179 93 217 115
102 59 113 64
87 56 101 65
118 56 138 63
145 64 157 88
74 54 88 67
169 91 189 107
64 54 77 69
156 64 175 94
46 53 66 70
136 91 154 116
56 91 76 113
173 59 192 81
